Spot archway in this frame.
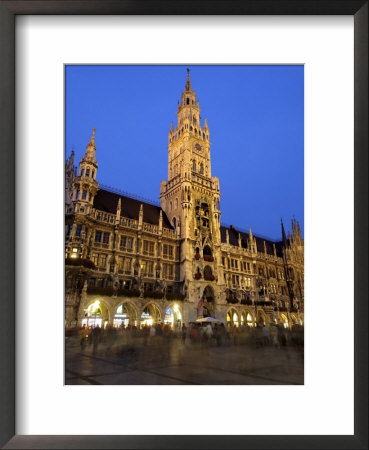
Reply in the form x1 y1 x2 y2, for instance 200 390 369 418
280 313 289 328
82 299 109 328
290 314 298 325
113 302 137 328
140 302 162 327
226 308 239 327
241 310 255 327
164 304 182 330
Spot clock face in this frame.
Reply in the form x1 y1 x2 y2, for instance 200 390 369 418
194 143 202 152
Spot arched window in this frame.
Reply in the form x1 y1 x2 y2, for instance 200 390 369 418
199 163 204 175
186 98 189 105
203 245 212 256
192 160 196 172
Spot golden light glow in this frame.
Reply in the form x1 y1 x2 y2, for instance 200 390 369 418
87 300 101 315
173 304 179 313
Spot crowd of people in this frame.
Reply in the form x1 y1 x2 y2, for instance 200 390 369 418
72 320 304 356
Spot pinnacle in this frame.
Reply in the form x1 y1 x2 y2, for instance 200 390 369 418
185 67 192 92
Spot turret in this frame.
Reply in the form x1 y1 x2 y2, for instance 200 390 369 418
72 128 99 214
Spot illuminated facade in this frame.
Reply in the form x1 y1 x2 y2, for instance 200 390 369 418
65 70 304 329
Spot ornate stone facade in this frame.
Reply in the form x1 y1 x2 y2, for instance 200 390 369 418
65 70 304 329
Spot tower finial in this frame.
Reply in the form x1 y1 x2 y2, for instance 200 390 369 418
185 67 192 92
90 127 96 144
281 218 288 248
83 127 97 163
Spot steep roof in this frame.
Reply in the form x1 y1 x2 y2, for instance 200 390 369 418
93 189 173 229
220 225 284 257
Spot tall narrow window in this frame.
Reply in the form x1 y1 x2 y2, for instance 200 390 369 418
75 225 82 237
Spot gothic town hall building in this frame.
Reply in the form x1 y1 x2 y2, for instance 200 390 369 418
65 69 304 330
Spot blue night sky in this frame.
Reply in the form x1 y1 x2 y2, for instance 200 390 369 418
65 65 304 241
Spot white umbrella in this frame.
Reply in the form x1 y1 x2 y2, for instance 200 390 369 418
196 317 221 323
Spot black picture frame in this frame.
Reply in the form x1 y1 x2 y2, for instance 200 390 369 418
0 1 367 449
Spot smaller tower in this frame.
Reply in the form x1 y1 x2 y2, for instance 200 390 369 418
65 150 76 212
72 128 99 215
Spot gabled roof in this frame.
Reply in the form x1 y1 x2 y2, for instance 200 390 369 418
220 225 284 257
93 189 173 229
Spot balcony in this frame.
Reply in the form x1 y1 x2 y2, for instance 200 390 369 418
142 223 159 234
143 291 164 299
162 228 176 238
240 299 253 306
117 288 140 297
87 286 114 296
120 216 138 229
166 292 185 301
65 257 96 270
95 211 116 224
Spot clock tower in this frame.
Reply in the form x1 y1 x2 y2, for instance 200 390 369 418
160 69 225 322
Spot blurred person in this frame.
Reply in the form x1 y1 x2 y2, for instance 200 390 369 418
91 325 102 354
79 324 89 349
181 324 187 344
270 323 279 347
262 324 270 345
190 323 199 344
232 324 239 345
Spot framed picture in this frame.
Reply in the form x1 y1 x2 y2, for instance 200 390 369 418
0 1 367 449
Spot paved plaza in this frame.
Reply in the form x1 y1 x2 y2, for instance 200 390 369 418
65 335 304 385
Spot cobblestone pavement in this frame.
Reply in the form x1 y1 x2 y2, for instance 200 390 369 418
65 337 304 385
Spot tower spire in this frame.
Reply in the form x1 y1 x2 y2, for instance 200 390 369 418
84 127 97 163
185 67 192 92
281 219 288 248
